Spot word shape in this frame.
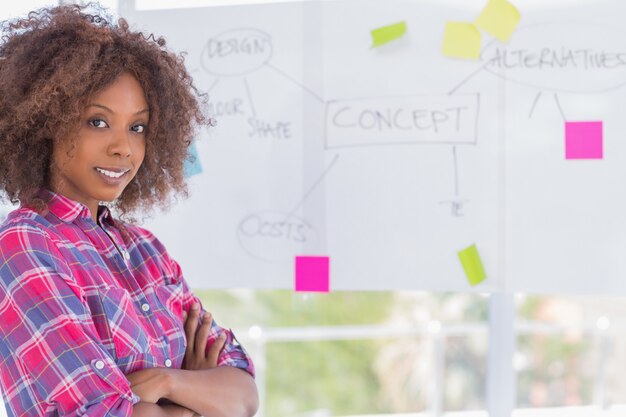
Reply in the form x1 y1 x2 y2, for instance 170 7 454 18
248 117 292 140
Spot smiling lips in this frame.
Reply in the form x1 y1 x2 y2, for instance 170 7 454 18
95 167 131 179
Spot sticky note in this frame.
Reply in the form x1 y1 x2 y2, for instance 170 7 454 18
295 256 330 292
458 244 486 286
184 142 203 177
565 121 603 160
371 21 407 48
475 0 521 43
441 22 481 60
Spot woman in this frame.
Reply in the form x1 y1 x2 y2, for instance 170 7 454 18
0 4 258 417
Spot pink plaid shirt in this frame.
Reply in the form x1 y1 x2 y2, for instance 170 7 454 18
0 190 254 416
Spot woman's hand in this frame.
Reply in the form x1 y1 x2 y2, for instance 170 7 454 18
126 367 172 403
127 366 201 416
182 304 227 370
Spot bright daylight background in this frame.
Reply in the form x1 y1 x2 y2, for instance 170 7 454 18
1 1 626 417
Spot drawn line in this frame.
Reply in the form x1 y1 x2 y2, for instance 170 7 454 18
266 63 324 103
448 59 494 96
528 92 542 119
553 93 567 122
452 146 459 197
243 77 257 118
284 154 339 222
207 78 220 94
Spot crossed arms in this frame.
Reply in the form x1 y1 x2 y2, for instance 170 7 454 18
128 307 259 417
129 307 259 416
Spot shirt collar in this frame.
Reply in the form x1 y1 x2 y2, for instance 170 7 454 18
97 204 115 226
37 189 114 225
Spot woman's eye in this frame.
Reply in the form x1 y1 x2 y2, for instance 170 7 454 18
131 124 146 134
89 119 108 128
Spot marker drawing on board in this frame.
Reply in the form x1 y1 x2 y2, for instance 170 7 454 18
325 93 480 149
236 210 319 263
207 78 220 93
453 145 459 197
480 22 626 94
553 93 567 122
201 28 273 77
528 92 542 119
283 154 339 223
243 77 257 117
265 62 324 103
439 146 468 217
448 59 495 95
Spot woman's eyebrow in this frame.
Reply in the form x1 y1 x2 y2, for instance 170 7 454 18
87 103 149 115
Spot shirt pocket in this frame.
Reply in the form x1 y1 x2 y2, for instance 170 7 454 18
94 287 151 360
154 282 184 320
153 282 187 363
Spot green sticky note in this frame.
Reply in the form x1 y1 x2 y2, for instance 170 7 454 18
458 244 487 286
371 21 407 48
441 22 482 60
475 0 521 43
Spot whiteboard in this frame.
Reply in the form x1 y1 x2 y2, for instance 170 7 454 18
120 0 500 291
11 0 612 294
502 4 626 295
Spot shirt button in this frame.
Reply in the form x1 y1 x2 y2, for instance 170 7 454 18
123 251 131 261
95 360 105 370
141 303 150 312
165 359 172 367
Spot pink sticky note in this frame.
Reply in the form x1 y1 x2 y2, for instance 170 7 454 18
295 256 330 292
565 121 603 160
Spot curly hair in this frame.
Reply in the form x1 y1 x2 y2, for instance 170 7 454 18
0 3 208 217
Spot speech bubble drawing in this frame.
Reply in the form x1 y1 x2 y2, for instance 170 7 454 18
237 211 319 262
481 22 626 93
201 28 273 77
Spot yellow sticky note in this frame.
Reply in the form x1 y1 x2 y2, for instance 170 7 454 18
371 21 407 48
475 0 521 42
441 22 481 60
458 244 487 286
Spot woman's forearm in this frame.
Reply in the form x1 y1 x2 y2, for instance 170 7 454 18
133 402 168 417
163 367 258 417
133 401 197 417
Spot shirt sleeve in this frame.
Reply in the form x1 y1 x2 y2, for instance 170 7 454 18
0 223 139 417
170 259 256 378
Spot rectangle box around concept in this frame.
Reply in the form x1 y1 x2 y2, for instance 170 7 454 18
325 93 479 149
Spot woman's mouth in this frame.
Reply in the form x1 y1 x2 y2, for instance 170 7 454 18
95 167 131 184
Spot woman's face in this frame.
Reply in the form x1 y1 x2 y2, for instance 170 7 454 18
49 72 149 219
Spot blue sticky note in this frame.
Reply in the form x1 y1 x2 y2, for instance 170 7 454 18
184 142 203 178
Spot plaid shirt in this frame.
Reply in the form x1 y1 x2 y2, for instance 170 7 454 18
0 190 254 416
